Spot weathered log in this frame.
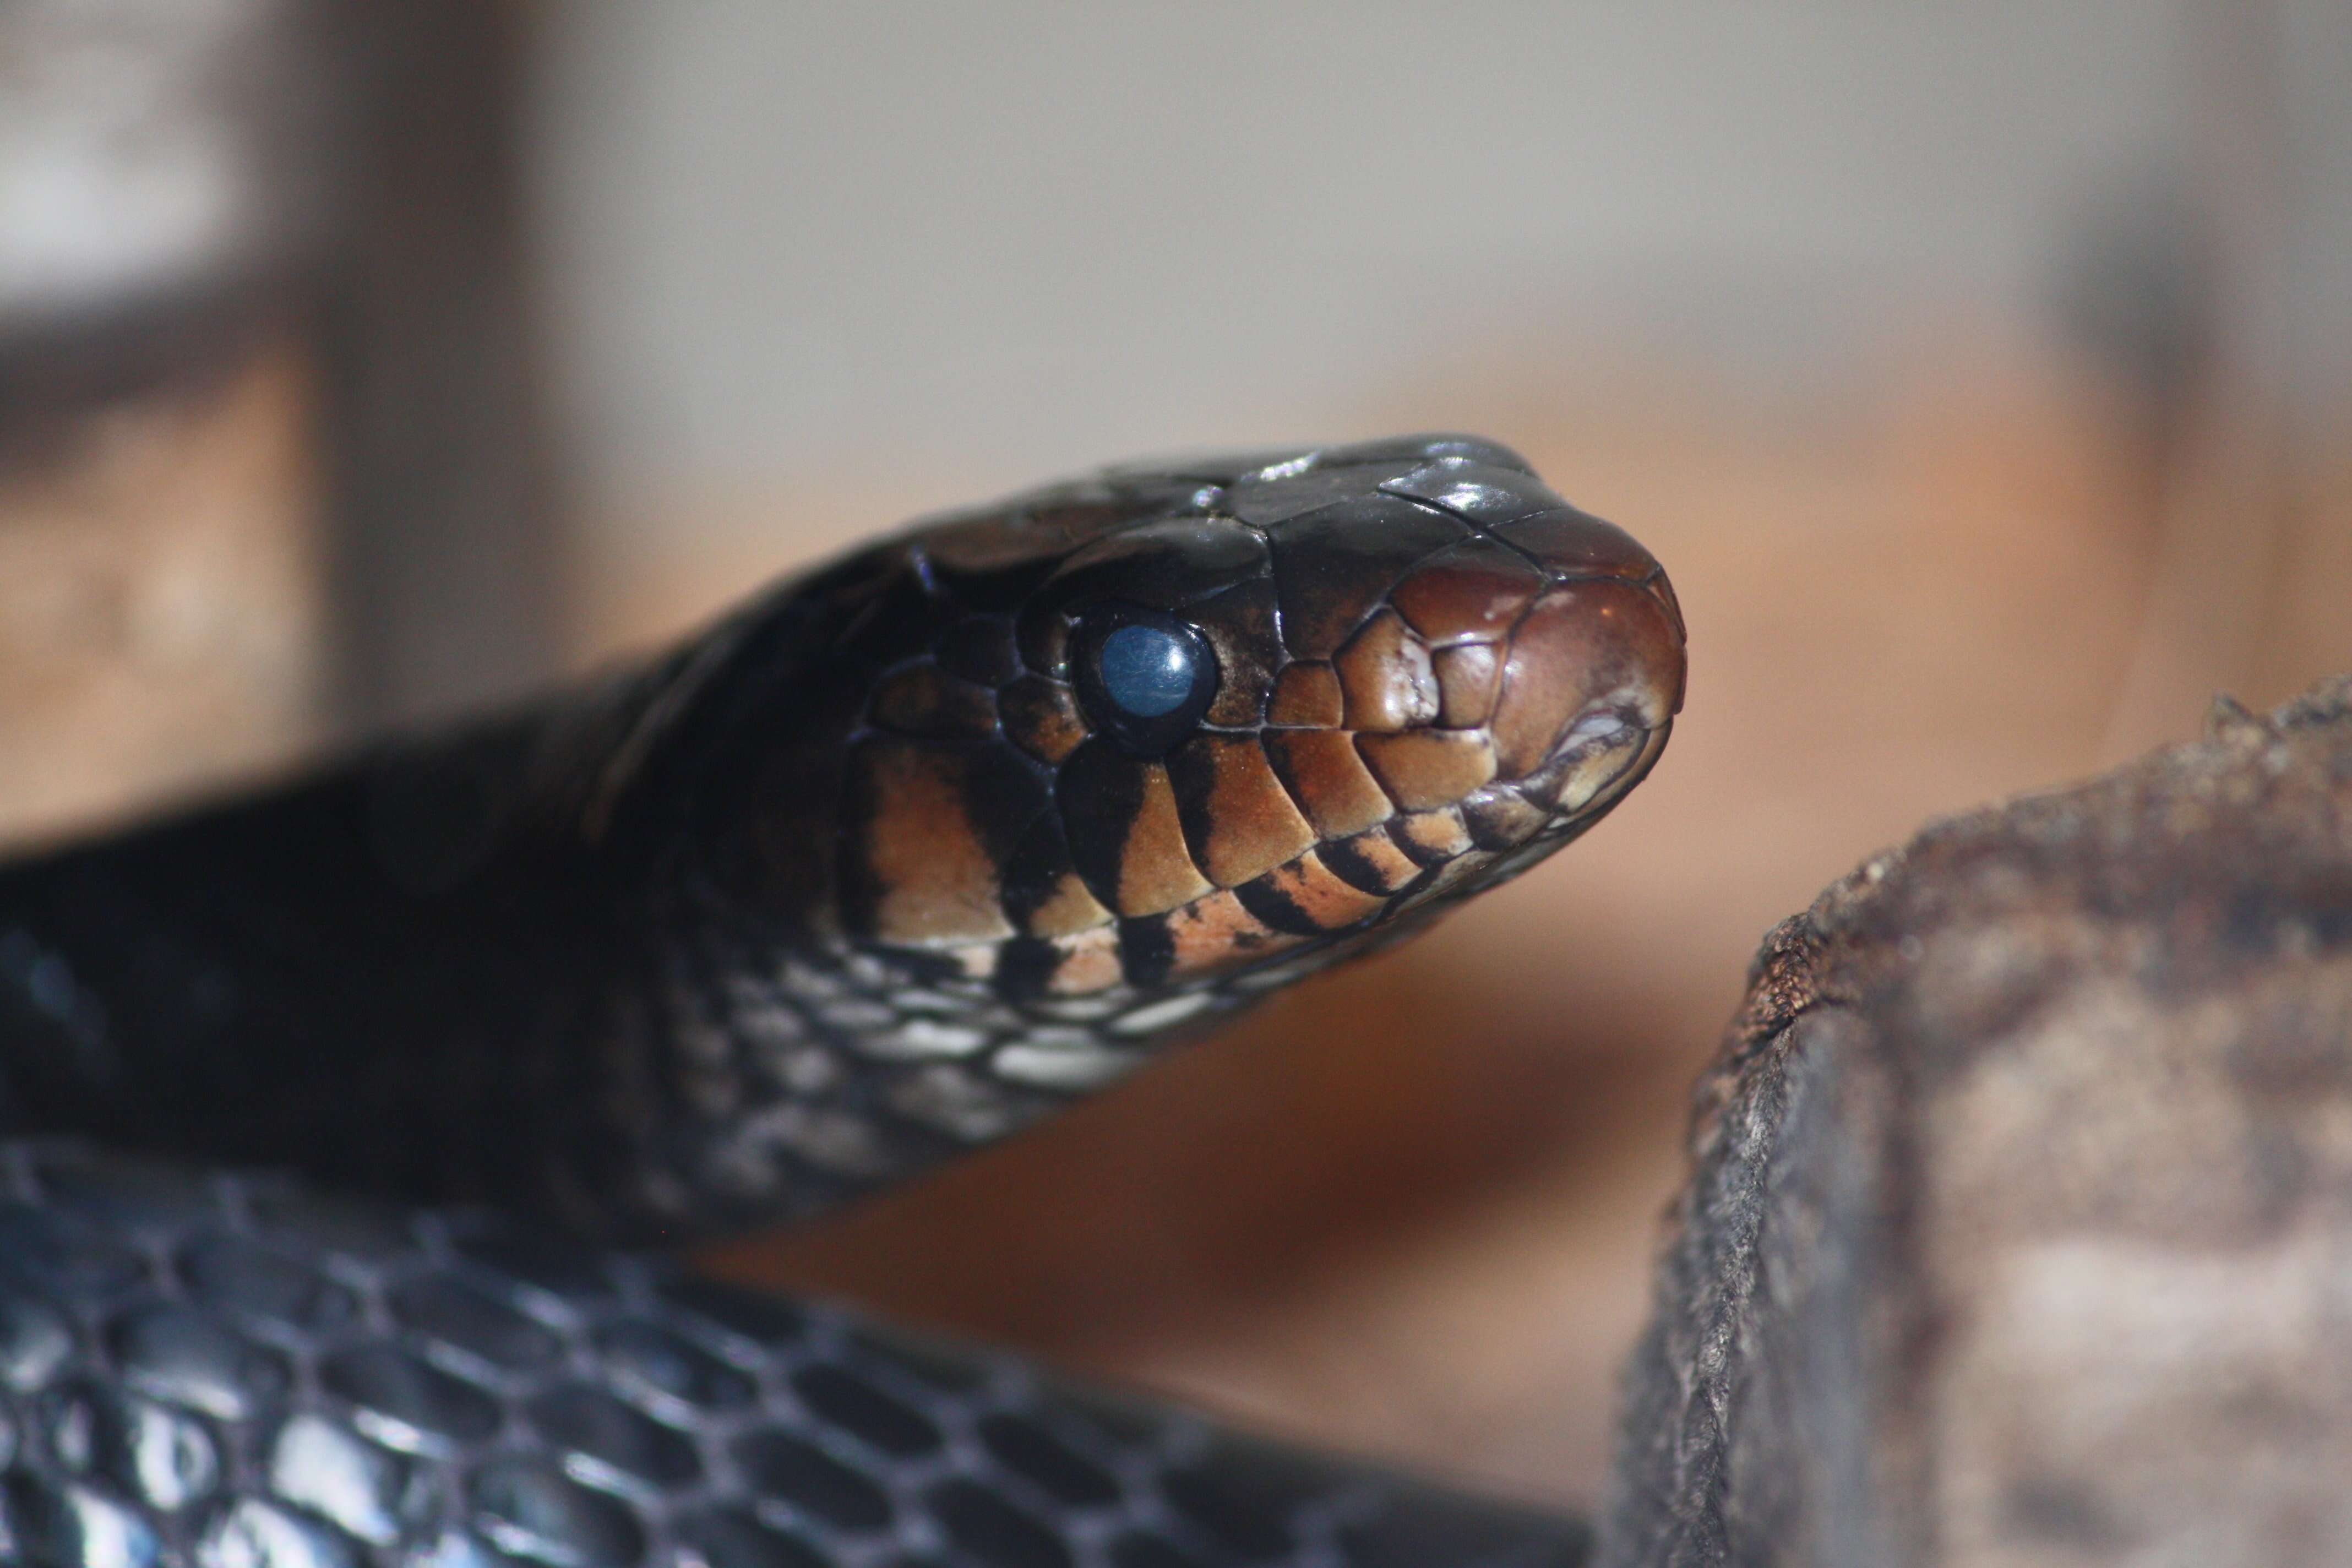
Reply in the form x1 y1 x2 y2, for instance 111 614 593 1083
1605 672 2352 1566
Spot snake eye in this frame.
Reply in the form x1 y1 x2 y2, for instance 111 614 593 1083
1071 605 1219 755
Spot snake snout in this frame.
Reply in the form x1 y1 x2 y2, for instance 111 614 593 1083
1485 571 1684 833
1335 505 1684 831
1489 573 1684 775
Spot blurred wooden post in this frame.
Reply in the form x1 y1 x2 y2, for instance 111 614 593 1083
0 0 560 844
315 0 563 731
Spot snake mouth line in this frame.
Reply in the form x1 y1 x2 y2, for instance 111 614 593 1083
883 704 1675 1016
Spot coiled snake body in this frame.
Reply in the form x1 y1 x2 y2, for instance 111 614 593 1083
0 436 1684 1568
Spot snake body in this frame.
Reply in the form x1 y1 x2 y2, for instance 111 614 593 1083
0 436 1684 1568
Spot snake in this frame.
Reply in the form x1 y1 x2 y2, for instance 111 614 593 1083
0 434 1684 1568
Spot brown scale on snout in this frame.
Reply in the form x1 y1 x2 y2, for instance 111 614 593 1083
831 435 1685 1004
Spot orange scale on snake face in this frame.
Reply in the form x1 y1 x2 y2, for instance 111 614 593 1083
1164 888 1286 977
1322 826 1423 894
1261 729 1393 839
1335 610 1439 733
1266 663 1343 728
1045 924 1124 994
998 676 1088 765
1253 850 1389 932
1164 735 1317 888
1431 643 1504 728
1390 805 1474 865
1114 763 1214 917
1021 870 1114 939
1354 729 1498 814
848 741 1017 945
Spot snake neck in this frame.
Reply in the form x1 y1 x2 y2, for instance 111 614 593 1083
0 559 1234 1240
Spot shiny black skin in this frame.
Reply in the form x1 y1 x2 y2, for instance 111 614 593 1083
0 1139 1589 1568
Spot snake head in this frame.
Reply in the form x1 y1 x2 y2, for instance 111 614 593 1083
723 433 1684 1019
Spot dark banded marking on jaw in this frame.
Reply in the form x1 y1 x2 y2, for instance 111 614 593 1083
1115 916 1177 989
843 588 1121 929
1229 871 1324 939
856 662 1663 994
842 742 1019 944
1318 830 1423 896
998 813 1113 940
1389 808 1474 867
1261 851 1390 930
1463 788 1551 851
1057 742 1214 919
991 936 1064 1003
1166 736 1316 889
1231 851 1385 938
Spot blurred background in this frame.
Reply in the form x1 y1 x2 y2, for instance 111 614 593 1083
3 0 2349 1514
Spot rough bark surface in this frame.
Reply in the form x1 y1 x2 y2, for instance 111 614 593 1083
1603 672 2352 1567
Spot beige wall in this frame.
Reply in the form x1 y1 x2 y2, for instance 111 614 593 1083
531 2 2195 511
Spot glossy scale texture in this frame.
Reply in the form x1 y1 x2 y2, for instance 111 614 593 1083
0 1141 1587 1568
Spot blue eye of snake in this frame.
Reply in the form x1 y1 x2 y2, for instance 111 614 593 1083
1072 606 1219 756
1097 625 1197 717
